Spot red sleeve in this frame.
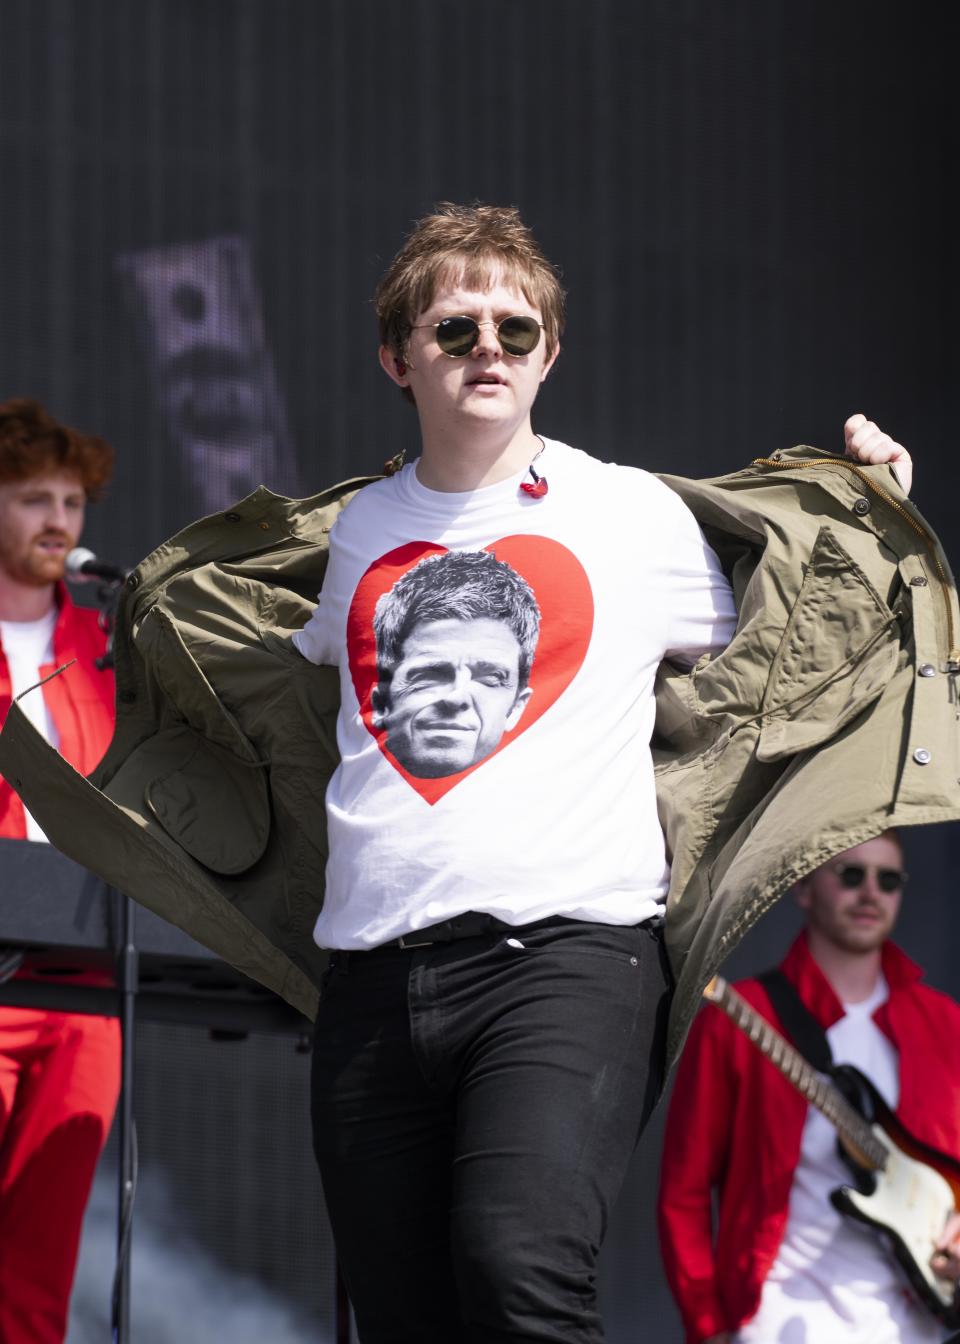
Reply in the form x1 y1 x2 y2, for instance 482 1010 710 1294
657 1003 737 1343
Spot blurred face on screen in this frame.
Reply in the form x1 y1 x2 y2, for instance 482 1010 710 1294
0 470 86 587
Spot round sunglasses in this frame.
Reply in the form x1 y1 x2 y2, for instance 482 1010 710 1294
411 314 544 358
829 862 908 893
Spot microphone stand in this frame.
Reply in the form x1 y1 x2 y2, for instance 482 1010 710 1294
112 887 137 1343
85 576 138 1342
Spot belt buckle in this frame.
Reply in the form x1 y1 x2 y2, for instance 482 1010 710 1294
397 934 434 950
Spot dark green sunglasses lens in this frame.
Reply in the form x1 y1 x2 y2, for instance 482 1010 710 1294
498 316 541 355
435 317 479 356
837 864 904 892
434 315 542 356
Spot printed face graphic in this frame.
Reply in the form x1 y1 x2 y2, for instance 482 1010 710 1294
347 535 594 804
371 616 534 778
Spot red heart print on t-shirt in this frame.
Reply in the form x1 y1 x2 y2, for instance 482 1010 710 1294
346 536 594 804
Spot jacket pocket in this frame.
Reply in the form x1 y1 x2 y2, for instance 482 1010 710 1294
122 602 272 874
141 724 270 875
756 526 899 762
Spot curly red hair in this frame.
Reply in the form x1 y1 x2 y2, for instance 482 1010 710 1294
0 398 114 500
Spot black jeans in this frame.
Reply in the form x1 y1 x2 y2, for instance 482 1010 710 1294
310 917 672 1343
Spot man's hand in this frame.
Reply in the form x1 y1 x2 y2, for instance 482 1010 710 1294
932 1210 960 1283
844 413 913 496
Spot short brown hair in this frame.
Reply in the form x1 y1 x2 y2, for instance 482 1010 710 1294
375 202 566 361
0 398 114 500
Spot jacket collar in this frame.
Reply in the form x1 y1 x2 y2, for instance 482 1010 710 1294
780 929 922 1028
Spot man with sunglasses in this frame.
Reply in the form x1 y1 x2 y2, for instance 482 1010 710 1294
294 205 731 1339
658 830 960 1343
291 203 914 1342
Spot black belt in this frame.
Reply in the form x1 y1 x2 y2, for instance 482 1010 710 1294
370 909 665 952
378 911 541 950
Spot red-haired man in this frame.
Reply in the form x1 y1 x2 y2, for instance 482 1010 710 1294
0 398 120 1343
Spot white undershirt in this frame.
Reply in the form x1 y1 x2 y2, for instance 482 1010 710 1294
294 438 737 949
1 609 58 842
736 976 948 1344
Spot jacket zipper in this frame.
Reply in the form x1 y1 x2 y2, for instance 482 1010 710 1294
752 456 960 671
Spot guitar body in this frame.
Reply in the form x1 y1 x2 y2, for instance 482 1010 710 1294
830 1064 960 1325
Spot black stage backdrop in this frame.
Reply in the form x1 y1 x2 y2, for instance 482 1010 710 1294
0 2 958 1339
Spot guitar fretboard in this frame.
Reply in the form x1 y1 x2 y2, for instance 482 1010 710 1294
704 976 889 1172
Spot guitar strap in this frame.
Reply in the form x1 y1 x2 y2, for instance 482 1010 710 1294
758 968 834 1072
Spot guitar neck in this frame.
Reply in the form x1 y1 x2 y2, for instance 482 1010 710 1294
705 976 888 1172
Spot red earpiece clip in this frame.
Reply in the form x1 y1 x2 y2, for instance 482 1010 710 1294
520 465 548 499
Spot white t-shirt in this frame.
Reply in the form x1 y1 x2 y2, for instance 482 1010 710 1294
294 438 736 950
0 609 59 842
736 976 948 1344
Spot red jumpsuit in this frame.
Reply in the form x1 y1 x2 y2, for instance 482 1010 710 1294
657 933 960 1343
0 586 120 1344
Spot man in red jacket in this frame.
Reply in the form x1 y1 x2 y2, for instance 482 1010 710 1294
0 398 120 1343
658 830 960 1343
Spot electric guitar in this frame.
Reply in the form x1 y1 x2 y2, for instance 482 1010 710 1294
703 974 960 1325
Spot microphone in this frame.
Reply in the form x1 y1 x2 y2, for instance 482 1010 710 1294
65 547 129 584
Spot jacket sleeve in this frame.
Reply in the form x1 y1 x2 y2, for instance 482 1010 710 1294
657 1004 737 1343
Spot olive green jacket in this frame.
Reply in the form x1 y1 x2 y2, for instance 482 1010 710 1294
2 447 958 1068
